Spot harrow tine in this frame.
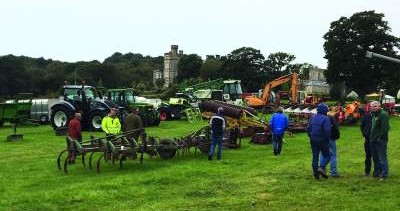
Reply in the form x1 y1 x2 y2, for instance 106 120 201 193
57 150 67 171
88 152 96 170
96 154 104 173
81 153 85 167
63 156 69 174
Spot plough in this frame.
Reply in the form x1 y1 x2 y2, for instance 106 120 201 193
57 126 211 174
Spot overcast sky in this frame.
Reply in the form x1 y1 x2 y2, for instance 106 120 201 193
1 0 399 68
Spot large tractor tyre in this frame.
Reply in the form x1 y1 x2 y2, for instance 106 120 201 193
51 107 72 130
88 110 107 131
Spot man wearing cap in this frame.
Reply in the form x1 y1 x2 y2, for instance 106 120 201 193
369 101 390 181
208 107 227 161
269 106 289 156
101 107 121 137
307 103 331 180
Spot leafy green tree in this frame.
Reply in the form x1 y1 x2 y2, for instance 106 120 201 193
223 47 265 91
199 58 224 80
264 52 296 73
177 54 203 82
323 10 400 98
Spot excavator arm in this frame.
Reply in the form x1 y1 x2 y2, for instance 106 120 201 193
245 72 299 108
261 73 298 102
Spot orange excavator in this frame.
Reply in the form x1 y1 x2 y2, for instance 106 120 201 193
245 73 299 108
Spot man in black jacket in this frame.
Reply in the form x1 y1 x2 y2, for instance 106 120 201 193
208 107 227 161
360 107 372 176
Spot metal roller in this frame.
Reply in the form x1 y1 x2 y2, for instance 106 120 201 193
199 101 243 119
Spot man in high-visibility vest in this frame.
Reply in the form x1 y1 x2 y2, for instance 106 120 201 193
101 107 121 137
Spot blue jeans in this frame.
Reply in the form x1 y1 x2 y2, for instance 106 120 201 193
209 134 223 159
272 134 283 155
319 139 338 176
310 139 330 177
371 140 389 178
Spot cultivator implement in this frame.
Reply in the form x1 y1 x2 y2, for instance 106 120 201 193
57 126 212 174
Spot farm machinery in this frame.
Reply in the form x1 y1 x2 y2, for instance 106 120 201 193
105 88 160 126
199 100 273 146
57 126 211 174
0 93 33 141
50 84 125 132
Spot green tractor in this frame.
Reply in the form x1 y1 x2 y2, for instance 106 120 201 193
106 88 160 126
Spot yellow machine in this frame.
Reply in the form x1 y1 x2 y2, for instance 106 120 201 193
245 73 299 108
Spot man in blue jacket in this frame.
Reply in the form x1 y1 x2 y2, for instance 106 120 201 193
269 106 289 156
307 103 331 180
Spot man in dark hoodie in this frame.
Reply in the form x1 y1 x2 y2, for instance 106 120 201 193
360 107 372 176
307 103 331 180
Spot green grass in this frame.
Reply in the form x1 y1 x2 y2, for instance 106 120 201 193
1 118 400 211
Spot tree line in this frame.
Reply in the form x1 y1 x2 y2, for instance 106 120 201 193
1 10 399 100
0 48 311 99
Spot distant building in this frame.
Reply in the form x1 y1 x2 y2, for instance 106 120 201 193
153 69 163 86
162 45 183 87
302 68 330 95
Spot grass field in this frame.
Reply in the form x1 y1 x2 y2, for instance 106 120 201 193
1 118 400 211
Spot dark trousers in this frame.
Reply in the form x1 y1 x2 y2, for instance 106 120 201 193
310 140 330 177
364 137 372 174
371 140 389 178
272 134 283 155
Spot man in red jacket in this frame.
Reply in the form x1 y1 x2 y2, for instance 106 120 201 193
67 113 82 163
68 113 82 142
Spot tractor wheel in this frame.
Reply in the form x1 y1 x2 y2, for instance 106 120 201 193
0 120 4 127
50 107 71 129
159 111 168 121
88 110 106 131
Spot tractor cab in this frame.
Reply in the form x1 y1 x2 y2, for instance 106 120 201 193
223 80 244 105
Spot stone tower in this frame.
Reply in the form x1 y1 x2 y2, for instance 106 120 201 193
163 45 182 87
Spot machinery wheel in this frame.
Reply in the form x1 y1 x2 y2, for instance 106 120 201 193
88 110 106 131
39 115 48 124
50 106 72 129
157 139 177 159
159 111 168 121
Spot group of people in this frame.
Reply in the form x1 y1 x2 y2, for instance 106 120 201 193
308 101 390 180
270 100 390 181
66 101 391 181
66 107 144 163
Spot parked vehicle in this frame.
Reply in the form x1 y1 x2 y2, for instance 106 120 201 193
50 85 123 131
0 94 32 126
30 99 58 124
106 88 160 126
